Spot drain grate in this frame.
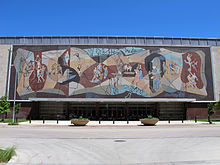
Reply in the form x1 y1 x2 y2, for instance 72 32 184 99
114 139 126 142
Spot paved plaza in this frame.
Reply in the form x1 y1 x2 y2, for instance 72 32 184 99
0 120 211 126
1 121 220 165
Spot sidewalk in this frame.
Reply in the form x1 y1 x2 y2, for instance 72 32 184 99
2 120 218 126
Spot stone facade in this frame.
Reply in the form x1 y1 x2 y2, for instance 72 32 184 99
0 45 10 97
211 46 220 101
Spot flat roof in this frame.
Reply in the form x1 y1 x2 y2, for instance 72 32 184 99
0 36 219 46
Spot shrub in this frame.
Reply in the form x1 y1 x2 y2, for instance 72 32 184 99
15 103 21 116
71 116 89 120
141 115 159 120
0 146 16 163
0 96 10 122
208 102 215 124
8 122 19 125
2 119 27 123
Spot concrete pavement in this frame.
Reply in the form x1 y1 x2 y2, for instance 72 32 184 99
0 120 215 126
1 122 220 165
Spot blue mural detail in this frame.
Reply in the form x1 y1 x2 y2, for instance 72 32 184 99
84 47 145 57
164 54 182 66
110 85 150 97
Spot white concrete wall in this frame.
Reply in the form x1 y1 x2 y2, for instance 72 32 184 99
0 45 10 97
211 46 220 101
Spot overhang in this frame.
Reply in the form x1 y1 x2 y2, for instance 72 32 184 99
29 98 196 103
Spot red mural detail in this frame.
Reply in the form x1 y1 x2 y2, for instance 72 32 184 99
181 52 203 89
29 52 47 92
80 64 116 88
60 48 70 66
54 83 69 97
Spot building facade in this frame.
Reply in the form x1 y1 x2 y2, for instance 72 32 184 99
1 36 220 120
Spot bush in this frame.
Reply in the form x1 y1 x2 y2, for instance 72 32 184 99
15 103 21 116
208 102 215 124
0 96 10 121
8 122 19 125
0 119 27 123
71 116 89 120
0 146 16 163
141 115 159 120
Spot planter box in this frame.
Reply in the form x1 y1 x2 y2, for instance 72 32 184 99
140 119 159 126
71 120 90 126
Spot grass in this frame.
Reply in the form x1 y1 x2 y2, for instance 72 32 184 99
197 119 220 122
0 119 27 123
0 146 16 163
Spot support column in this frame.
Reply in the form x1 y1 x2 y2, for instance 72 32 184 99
37 102 40 119
66 102 69 120
184 102 188 120
96 102 99 119
156 103 159 118
30 102 34 120
126 102 129 120
31 101 40 119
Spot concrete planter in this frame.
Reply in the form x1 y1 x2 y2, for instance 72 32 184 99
71 120 90 126
140 119 159 126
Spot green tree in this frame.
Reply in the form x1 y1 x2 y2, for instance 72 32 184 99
208 102 215 124
0 96 10 122
15 103 21 121
215 100 220 110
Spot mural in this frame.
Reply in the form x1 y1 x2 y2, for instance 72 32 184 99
9 46 214 101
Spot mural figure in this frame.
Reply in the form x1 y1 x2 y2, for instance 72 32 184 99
23 60 34 88
133 64 143 85
122 57 135 77
57 49 80 84
90 63 109 83
145 54 165 93
181 52 203 89
75 53 82 76
28 52 48 92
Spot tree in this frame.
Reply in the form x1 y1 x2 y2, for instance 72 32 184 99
15 103 21 121
215 100 220 110
207 102 215 124
0 96 10 121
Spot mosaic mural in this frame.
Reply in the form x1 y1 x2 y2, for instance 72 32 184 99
9 46 214 100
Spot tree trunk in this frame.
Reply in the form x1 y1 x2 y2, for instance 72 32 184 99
208 115 212 124
0 113 3 122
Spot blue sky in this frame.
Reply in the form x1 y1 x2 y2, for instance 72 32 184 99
1 0 220 38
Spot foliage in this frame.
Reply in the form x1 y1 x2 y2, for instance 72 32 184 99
197 119 220 122
71 116 89 120
15 103 21 115
8 122 19 125
0 119 27 123
0 146 16 163
208 103 215 116
0 96 10 121
207 102 215 124
215 100 220 110
141 115 159 120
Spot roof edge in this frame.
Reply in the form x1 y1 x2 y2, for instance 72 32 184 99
0 36 219 40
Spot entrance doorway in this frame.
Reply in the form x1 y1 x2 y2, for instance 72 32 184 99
68 102 157 120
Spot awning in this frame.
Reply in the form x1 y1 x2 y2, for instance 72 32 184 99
29 98 196 103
